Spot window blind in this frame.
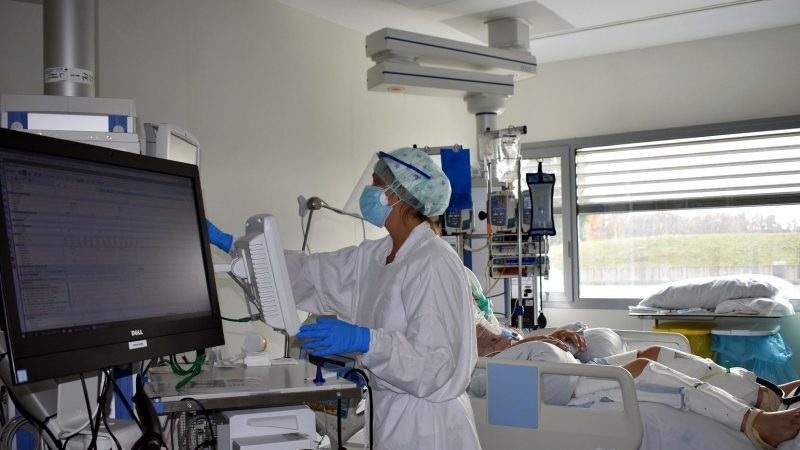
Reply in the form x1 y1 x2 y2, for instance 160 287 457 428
576 130 800 213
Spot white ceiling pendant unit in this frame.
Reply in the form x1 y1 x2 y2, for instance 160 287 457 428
365 17 536 132
365 24 536 99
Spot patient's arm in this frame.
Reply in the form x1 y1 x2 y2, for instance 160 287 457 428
476 321 585 356
550 329 587 352
476 324 515 357
515 335 571 352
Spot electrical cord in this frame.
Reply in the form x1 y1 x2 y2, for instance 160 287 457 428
316 405 329 447
106 372 143 429
0 415 42 450
342 368 373 450
336 399 343 450
0 387 6 427
101 370 122 450
78 373 98 447
193 441 212 450
80 372 111 450
177 398 213 450
141 358 157 378
169 414 177 450
177 415 209 450
0 366 62 450
100 407 121 450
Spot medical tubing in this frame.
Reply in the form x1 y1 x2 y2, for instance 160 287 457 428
170 351 206 390
221 316 251 323
342 368 373 450
483 245 509 296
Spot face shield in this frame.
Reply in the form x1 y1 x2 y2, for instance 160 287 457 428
343 149 451 224
343 152 384 221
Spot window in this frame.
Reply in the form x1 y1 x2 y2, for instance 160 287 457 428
577 129 800 301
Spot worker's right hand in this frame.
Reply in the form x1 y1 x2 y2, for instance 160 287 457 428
298 318 372 356
206 219 233 253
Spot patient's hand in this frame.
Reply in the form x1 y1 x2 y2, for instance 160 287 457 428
550 329 586 352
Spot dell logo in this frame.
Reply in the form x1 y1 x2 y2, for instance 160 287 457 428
131 329 143 337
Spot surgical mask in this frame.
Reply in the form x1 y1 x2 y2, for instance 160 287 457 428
359 186 398 228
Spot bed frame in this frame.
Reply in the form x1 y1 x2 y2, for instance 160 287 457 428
470 330 691 450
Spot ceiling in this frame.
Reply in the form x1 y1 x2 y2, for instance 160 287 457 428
272 0 800 63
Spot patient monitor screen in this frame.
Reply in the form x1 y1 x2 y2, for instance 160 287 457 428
0 147 211 337
168 133 198 165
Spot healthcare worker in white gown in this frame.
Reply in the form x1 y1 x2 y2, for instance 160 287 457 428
206 148 481 450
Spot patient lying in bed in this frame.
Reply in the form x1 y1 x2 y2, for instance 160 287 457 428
468 323 800 449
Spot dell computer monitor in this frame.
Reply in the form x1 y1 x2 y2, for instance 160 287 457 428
0 128 224 384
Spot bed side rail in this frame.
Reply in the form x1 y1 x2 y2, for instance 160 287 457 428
472 357 643 450
614 329 691 353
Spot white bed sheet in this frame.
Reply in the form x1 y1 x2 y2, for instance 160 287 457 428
589 402 800 450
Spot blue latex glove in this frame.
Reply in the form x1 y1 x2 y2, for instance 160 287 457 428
206 219 233 253
297 318 371 356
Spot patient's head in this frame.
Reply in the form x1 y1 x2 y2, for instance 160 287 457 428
565 327 627 363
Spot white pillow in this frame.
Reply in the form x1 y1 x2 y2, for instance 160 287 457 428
575 328 627 364
558 324 627 363
639 274 791 310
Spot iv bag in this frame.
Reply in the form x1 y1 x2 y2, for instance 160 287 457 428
478 133 494 163
494 135 520 182
525 170 556 236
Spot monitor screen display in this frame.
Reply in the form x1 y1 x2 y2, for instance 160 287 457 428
0 129 224 384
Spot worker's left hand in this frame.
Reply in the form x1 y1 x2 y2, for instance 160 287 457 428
206 219 233 253
298 318 372 356
550 329 586 352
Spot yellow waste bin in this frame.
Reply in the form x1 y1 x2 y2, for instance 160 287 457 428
652 321 717 358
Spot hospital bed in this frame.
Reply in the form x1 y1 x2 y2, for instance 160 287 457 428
470 329 690 450
304 326 799 449
472 329 800 450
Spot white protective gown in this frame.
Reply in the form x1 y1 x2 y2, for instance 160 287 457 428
284 223 481 450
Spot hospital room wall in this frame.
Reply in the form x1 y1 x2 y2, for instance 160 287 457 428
0 0 474 357
500 24 800 369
